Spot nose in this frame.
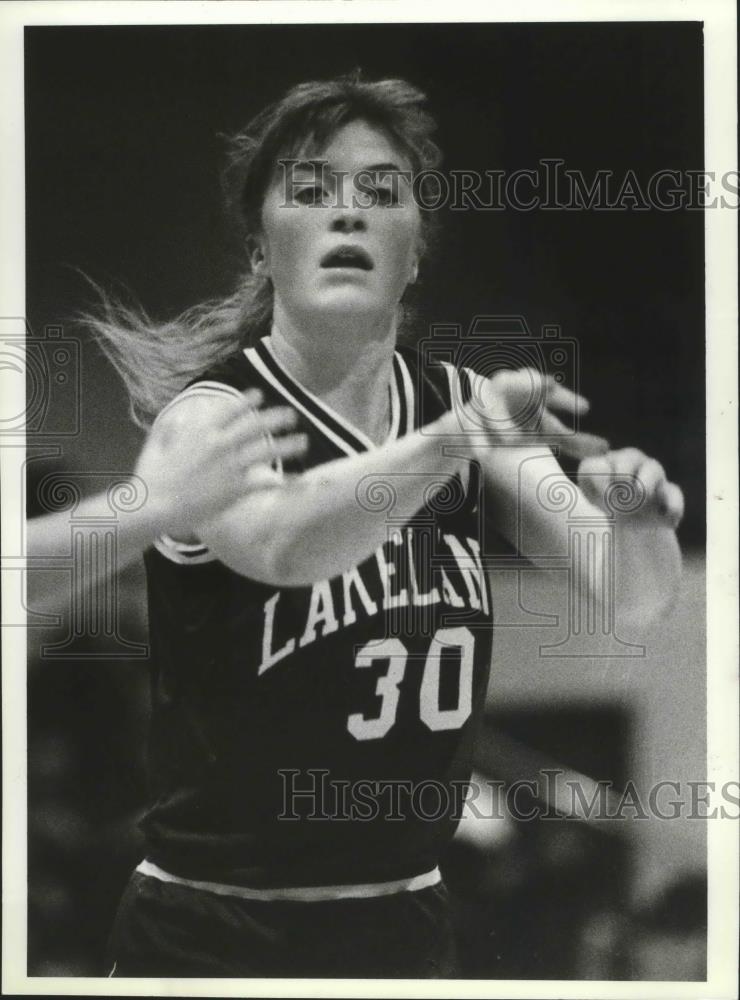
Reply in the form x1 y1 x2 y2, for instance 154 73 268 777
329 207 367 233
329 175 368 232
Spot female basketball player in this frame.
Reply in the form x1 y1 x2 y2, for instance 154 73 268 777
93 75 683 978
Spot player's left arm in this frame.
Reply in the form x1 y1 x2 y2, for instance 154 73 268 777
452 366 684 630
577 446 684 624
477 441 684 631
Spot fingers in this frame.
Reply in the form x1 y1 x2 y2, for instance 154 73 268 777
178 398 305 485
607 450 669 518
268 432 309 463
480 370 593 455
578 448 683 526
608 447 648 476
635 457 666 499
223 405 298 449
543 377 590 417
535 405 609 459
207 389 264 430
556 431 611 461
540 375 599 456
656 480 685 529
241 388 264 411
489 369 590 419
241 431 308 470
577 455 613 506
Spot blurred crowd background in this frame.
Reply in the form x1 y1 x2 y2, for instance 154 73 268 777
22 20 706 979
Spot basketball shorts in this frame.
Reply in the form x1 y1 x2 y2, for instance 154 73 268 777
106 868 459 978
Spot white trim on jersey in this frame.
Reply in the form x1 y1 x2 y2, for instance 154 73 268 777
441 361 459 413
245 337 413 456
245 344 358 456
136 858 442 902
439 362 473 496
461 365 479 401
261 335 403 452
387 358 402 442
395 350 416 436
153 533 214 565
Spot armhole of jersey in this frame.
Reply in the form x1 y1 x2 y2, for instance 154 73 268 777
151 380 246 566
439 362 472 497
153 534 214 565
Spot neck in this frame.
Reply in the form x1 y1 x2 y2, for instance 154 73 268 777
269 306 398 445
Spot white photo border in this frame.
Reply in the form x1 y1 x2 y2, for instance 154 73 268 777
1 1 737 997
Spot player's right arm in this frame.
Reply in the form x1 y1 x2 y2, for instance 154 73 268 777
166 392 467 586
165 373 609 588
139 388 307 543
27 390 307 617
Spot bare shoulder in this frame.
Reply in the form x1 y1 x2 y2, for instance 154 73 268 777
153 385 243 438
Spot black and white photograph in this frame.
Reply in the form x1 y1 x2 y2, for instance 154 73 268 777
1 1 737 996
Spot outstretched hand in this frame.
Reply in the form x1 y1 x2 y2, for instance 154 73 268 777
134 389 307 538
460 368 683 530
578 447 684 529
463 367 609 460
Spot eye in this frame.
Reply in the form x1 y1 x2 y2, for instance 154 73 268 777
374 186 400 207
294 184 329 207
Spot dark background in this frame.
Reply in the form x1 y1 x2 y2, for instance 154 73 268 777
24 21 706 978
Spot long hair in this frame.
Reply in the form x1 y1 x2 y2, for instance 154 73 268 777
83 73 442 428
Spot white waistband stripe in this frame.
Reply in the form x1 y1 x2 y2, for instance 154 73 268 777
136 859 441 902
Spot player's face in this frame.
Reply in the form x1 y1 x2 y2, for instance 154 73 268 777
258 120 421 330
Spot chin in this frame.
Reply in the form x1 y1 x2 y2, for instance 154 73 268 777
307 291 393 323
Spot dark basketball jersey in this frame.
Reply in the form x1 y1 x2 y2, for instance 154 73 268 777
141 338 493 888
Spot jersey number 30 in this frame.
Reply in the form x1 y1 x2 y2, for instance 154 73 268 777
347 626 474 741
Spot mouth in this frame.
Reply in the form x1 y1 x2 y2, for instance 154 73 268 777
320 245 374 271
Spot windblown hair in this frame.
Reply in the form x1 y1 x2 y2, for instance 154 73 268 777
83 73 442 428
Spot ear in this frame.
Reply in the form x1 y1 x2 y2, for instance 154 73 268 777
251 246 266 274
247 236 269 276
